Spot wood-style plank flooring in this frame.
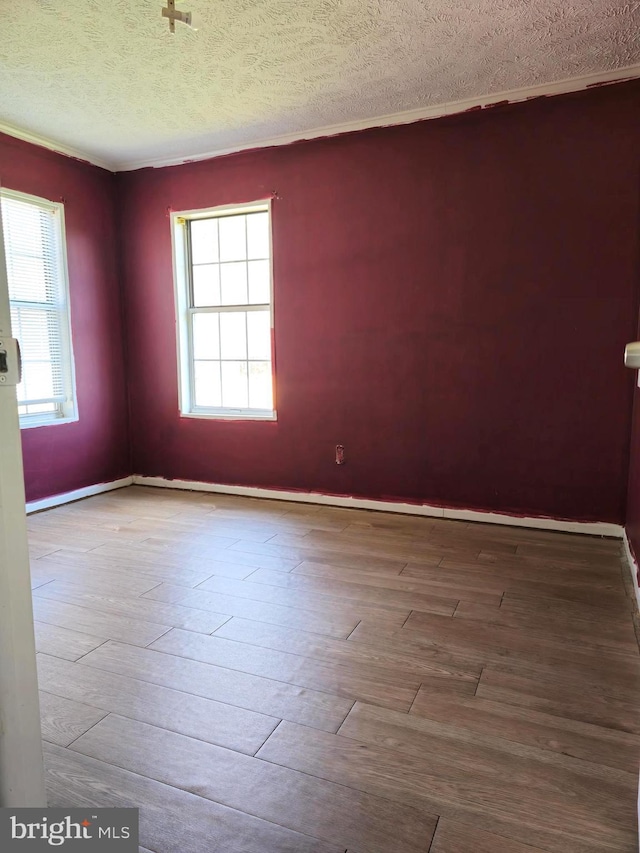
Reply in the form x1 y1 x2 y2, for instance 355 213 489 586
29 486 640 852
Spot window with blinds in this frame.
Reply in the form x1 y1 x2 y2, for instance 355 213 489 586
1 190 77 427
172 201 275 420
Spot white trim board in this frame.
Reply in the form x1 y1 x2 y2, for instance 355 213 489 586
622 530 640 613
25 476 133 514
132 475 623 538
23 473 624 537
119 64 640 172
0 120 113 172
2 63 640 174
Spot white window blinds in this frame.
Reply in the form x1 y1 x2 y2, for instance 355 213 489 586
1 191 76 425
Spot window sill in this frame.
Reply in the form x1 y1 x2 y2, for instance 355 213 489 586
180 410 277 422
19 415 78 430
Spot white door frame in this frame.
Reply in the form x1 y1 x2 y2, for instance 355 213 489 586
0 194 47 806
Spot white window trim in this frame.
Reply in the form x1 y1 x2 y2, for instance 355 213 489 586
171 199 276 421
1 187 78 429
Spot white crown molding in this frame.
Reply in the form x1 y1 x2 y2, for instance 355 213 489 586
132 475 623 537
116 63 640 172
0 120 115 172
25 476 133 514
2 64 640 174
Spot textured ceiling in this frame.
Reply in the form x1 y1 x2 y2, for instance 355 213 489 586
1 0 639 170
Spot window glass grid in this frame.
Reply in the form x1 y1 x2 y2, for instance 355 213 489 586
186 208 273 416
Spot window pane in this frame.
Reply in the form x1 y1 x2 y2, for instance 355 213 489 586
194 361 222 407
11 306 55 361
247 311 271 360
220 262 248 305
191 219 219 264
6 254 50 304
25 361 55 401
2 197 59 304
220 312 247 360
2 192 75 425
181 205 274 418
219 215 247 262
193 264 221 306
11 305 64 401
247 212 269 260
4 203 46 256
192 313 220 359
249 362 273 409
248 260 270 304
221 361 249 408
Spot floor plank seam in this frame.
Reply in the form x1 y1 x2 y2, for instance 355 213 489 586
238 567 259 581
344 620 361 640
250 719 284 757
209 616 233 635
252 728 439 817
401 610 414 629
136 581 163 598
139 580 395 633
251 718 288 755
474 667 484 697
75 636 366 709
34 548 63 559
407 684 422 715
143 627 173 648
31 578 57 591
335 700 358 733
426 814 440 852
62 711 110 749
73 639 111 663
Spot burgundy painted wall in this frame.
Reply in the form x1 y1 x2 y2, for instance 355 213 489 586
116 82 640 524
0 133 129 502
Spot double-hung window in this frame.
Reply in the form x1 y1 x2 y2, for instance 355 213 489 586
1 189 77 428
173 201 275 419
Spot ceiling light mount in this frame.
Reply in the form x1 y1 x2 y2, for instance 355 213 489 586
162 0 195 34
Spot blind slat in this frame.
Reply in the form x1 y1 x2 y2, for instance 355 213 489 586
1 193 75 420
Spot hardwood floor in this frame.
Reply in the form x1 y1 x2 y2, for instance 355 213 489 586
29 486 639 852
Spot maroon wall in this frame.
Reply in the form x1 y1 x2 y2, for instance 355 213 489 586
115 82 639 523
0 133 129 502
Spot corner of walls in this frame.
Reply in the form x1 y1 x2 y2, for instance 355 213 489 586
113 171 135 478
1 132 132 502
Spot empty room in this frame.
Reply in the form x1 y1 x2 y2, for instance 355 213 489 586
1 2 640 852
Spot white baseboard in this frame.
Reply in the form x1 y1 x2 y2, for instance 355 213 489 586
622 530 640 612
440 507 622 537
26 476 133 514
132 475 623 538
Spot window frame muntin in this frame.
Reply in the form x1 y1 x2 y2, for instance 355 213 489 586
172 199 276 421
